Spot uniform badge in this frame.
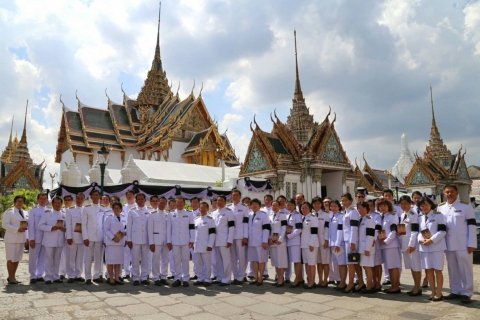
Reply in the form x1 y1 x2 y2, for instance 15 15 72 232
455 210 462 213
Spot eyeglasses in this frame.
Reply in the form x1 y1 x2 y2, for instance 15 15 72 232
323 201 331 204
356 195 365 198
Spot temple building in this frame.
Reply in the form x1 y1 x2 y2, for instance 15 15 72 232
0 103 46 195
239 31 357 201
55 7 238 185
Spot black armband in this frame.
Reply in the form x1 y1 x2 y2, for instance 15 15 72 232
324 221 330 228
366 228 375 237
467 218 476 226
310 227 318 235
262 224 271 231
228 221 235 228
437 224 447 232
189 224 195 230
281 220 287 226
410 223 419 232
337 224 343 231
243 217 249 223
349 220 359 227
390 224 397 232
375 224 382 231
295 222 303 229
209 228 216 234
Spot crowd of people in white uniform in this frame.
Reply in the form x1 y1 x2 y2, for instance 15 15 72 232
1 184 476 304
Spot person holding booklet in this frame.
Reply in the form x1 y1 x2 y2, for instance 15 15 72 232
104 202 126 285
327 199 347 290
357 201 376 293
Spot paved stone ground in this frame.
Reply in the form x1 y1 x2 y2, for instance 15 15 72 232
0 240 479 320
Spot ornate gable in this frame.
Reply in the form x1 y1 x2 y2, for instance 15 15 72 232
320 133 345 162
244 142 270 173
409 167 431 185
362 155 383 189
458 159 469 180
353 164 375 192
404 158 437 186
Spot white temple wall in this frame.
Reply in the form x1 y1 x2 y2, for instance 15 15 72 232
322 171 343 200
458 184 470 202
169 142 189 163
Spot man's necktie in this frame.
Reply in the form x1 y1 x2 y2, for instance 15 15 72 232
19 209 24 219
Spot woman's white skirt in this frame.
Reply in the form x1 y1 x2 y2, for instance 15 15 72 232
271 245 288 268
302 247 318 266
374 240 383 266
317 245 331 264
288 245 301 263
381 248 402 270
403 250 421 272
248 246 268 263
331 245 347 265
420 251 444 271
360 247 375 267
106 245 124 265
5 243 24 263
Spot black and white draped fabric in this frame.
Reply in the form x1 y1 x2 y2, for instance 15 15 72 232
240 177 273 193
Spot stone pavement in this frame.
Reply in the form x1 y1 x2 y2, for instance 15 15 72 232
0 240 479 320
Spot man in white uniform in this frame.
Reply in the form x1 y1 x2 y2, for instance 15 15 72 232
148 196 169 286
28 192 49 284
59 195 73 279
122 190 136 279
229 189 249 284
190 197 201 280
65 193 85 283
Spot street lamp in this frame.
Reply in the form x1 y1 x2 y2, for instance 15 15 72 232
97 142 110 196
394 176 399 202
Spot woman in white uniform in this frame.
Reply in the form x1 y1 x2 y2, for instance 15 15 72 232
412 190 428 289
2 195 28 284
248 198 270 286
286 199 304 288
104 202 126 285
269 201 288 287
328 200 347 290
357 202 375 293
399 195 422 297
312 197 330 288
418 196 447 301
299 202 318 289
368 199 383 292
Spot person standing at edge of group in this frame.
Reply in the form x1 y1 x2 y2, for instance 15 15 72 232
127 193 150 286
38 196 66 284
122 189 136 279
312 196 330 288
167 196 195 287
82 190 106 284
439 184 477 304
65 193 86 283
189 197 201 281
2 195 28 284
148 196 170 286
398 195 422 297
28 192 49 284
104 202 126 286
193 201 216 286
229 189 249 285
248 198 270 286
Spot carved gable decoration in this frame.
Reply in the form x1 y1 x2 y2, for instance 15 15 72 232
320 134 345 162
458 160 469 180
245 142 269 173
183 106 209 131
410 167 430 185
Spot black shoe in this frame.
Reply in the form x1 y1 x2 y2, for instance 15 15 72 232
172 280 181 287
276 283 284 288
29 279 37 284
167 275 174 280
203 282 211 287
255 281 263 286
422 284 428 288
115 280 124 285
133 281 140 286
335 285 346 291
263 275 269 280
124 275 131 279
342 287 354 293
354 285 366 292
247 276 254 280
354 280 359 285
75 277 85 282
85 279 92 285
428 296 433 301
36 277 45 282
183 281 189 287
304 284 315 290
232 280 243 285
444 293 462 300
461 296 472 304
7 278 19 285
141 280 150 285
211 276 217 281
362 288 376 294
193 281 204 286
249 281 257 285
159 279 168 285
285 280 291 284
45 280 52 284
212 280 221 284
408 290 423 296
384 289 401 294
432 295 443 302
218 282 230 287
53 279 63 284
190 275 198 280
243 277 248 282
60 275 65 280
93 278 103 283
382 280 391 285
67 278 75 283
155 280 162 286
108 281 116 286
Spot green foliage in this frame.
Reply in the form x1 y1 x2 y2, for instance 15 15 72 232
0 188 40 219
214 180 223 187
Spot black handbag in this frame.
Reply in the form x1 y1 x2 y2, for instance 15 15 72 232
347 251 360 263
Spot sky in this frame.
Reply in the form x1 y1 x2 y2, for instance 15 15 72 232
1 0 480 188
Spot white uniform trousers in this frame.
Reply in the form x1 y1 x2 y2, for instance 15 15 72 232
66 243 84 278
215 246 232 284
446 250 474 297
59 243 67 276
195 251 212 282
148 250 153 277
169 250 176 276
191 249 197 276
29 244 46 279
231 239 247 281
123 246 132 277
329 256 341 282
84 241 104 280
132 244 150 281
151 245 169 280
173 245 190 282
44 246 63 281
211 248 217 277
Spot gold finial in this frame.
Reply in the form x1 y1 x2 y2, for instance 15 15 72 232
274 109 279 121
250 121 254 132
270 112 274 123
176 81 181 96
121 83 126 95
20 100 28 144
430 86 439 136
332 112 337 125
199 81 203 96
191 79 195 95
355 157 358 168
324 106 331 122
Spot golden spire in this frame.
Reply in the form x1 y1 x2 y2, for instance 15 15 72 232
151 2 163 72
293 29 304 102
7 116 13 147
20 100 28 144
430 86 439 137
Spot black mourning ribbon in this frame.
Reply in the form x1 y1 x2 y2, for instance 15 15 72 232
117 216 121 222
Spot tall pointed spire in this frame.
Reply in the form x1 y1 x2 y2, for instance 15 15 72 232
430 86 439 137
20 100 28 144
7 116 14 147
151 2 163 72
426 86 452 167
293 29 304 102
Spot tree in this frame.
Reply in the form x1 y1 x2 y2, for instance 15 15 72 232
0 188 40 219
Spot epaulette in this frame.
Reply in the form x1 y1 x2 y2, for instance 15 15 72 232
120 213 125 216
435 211 442 214
419 213 424 216
85 204 91 207
460 200 469 205
195 216 201 219
107 214 113 217
151 210 157 214
147 206 152 209
390 211 396 215
226 207 232 211
69 206 75 209
129 206 137 210
207 216 212 219
100 205 105 207
311 213 316 216
409 210 415 215
365 215 371 219
438 201 446 206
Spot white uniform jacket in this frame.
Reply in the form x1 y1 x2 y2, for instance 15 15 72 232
327 212 344 247
28 206 49 243
269 211 287 245
104 214 126 246
248 210 270 247
126 206 149 245
343 206 360 247
286 211 302 246
212 207 235 246
81 204 106 242
194 215 216 252
358 215 375 254
380 212 399 248
300 213 319 249
148 209 168 246
438 199 477 251
228 203 249 240
167 209 195 245
418 211 447 253
2 208 28 243
65 206 84 244
38 209 65 247
316 210 329 246
400 210 420 252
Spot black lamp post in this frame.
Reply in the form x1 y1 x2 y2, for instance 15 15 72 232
97 142 110 196
394 176 399 202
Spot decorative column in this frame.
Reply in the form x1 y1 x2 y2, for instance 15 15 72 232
121 154 143 183
89 157 101 185
65 158 81 187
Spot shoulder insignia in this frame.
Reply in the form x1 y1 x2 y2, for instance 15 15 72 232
151 210 157 214
85 204 91 207
419 213 424 216
389 211 396 215
186 209 192 212
460 200 469 205
196 216 201 219
121 213 125 217
311 213 316 216
226 207 232 211
438 201 446 206
365 215 371 219
207 216 212 219
107 214 113 217
435 211 442 214
129 207 137 210
410 211 415 214
69 206 75 209
147 206 152 209
100 205 105 207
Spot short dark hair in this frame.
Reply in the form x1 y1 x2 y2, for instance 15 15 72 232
176 195 185 202
411 191 422 198
150 195 159 201
125 189 136 196
383 189 394 197
443 184 458 191
112 202 123 211
312 196 322 205
277 195 286 201
341 193 353 201
251 198 261 206
76 192 85 197
14 195 26 203
190 197 200 202
90 190 100 196
37 192 48 200
63 195 73 201
111 196 120 202
158 196 167 201
231 189 242 196
418 196 437 211
264 194 273 201
135 193 146 200
168 198 176 204
399 195 412 204
102 194 110 201
376 199 393 212
242 196 251 203
51 196 63 204
357 201 370 212
329 199 342 210
287 198 296 206
217 195 227 202
300 201 313 213
210 198 217 204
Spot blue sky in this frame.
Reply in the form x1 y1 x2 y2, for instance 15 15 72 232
1 0 480 186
